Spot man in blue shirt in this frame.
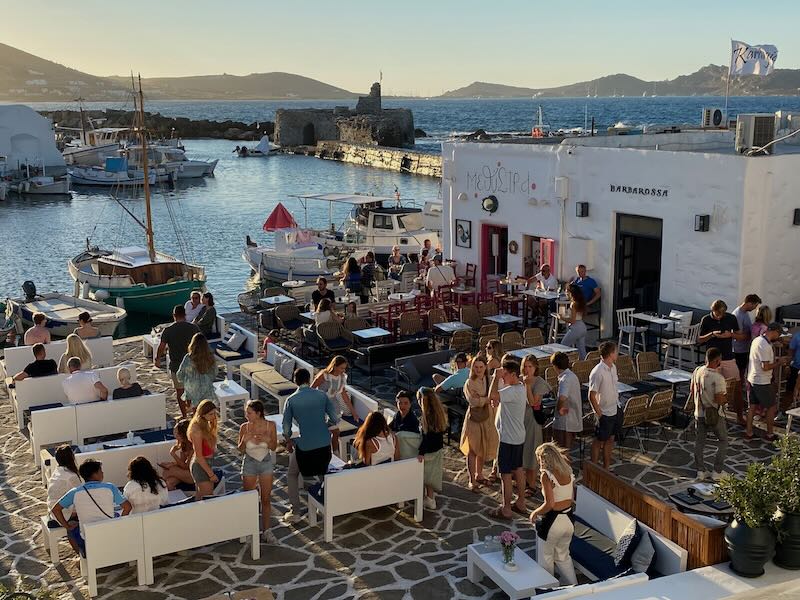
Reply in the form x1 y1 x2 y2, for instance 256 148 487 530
571 264 601 308
51 459 132 556
433 352 469 392
282 368 339 523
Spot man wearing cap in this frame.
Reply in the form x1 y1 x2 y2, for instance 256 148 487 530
745 322 790 441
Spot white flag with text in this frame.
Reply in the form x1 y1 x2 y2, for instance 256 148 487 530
730 40 778 76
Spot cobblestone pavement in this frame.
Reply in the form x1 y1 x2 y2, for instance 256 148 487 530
0 337 782 600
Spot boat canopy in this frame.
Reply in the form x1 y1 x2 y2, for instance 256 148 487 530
288 193 412 205
263 202 298 232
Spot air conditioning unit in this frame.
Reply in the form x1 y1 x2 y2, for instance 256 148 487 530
701 107 726 128
735 114 776 155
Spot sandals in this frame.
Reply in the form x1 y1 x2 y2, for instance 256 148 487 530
765 433 778 442
468 481 481 493
511 504 528 516
488 507 513 521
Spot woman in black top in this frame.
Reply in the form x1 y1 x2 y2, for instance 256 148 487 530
112 367 147 399
390 391 420 433
194 293 217 338
417 388 448 511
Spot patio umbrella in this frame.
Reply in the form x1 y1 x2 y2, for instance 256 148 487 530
262 202 297 232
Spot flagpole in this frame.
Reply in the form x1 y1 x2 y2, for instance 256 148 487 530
724 39 732 127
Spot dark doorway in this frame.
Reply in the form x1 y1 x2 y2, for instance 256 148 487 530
614 214 663 328
481 224 508 281
301 122 316 145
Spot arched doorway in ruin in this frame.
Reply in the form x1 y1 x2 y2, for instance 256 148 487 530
302 122 316 145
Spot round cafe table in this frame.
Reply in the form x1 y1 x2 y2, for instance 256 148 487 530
388 292 417 303
282 280 306 289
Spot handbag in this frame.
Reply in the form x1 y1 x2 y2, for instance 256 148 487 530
468 378 491 423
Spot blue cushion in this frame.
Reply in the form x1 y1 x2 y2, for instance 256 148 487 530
324 337 351 349
630 530 656 574
30 402 64 412
570 517 628 580
281 319 303 330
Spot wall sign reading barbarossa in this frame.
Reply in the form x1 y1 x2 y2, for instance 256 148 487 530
609 184 668 197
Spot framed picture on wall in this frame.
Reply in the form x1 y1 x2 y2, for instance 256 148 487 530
455 219 471 248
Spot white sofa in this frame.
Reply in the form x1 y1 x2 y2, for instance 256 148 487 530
29 392 166 466
239 343 317 407
212 322 258 375
2 336 115 382
307 457 424 542
77 490 259 596
12 362 137 429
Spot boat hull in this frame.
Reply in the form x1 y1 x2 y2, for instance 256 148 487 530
14 177 71 195
242 247 333 281
6 293 126 338
95 280 204 316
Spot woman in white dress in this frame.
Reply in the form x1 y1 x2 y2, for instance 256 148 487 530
47 445 81 522
312 355 358 452
123 456 169 513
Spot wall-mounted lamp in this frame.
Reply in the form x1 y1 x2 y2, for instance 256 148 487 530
794 208 800 226
528 197 538 206
576 202 589 218
694 214 710 232
481 195 499 214
457 192 468 203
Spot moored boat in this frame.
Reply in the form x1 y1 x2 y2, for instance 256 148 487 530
6 285 126 338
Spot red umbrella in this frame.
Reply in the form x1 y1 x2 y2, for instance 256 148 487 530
262 202 297 232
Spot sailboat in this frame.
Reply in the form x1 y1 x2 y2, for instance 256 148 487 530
67 76 206 316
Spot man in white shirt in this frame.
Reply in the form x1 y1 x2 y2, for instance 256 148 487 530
51 459 132 556
183 290 203 322
588 341 619 469
488 358 531 520
551 352 583 452
690 348 728 480
425 256 456 293
531 264 559 291
746 323 788 441
62 357 108 405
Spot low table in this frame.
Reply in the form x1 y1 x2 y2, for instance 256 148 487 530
142 334 160 358
434 321 472 334
213 379 249 422
260 295 295 306
484 314 523 327
352 327 391 343
785 406 800 434
667 482 733 520
466 543 558 599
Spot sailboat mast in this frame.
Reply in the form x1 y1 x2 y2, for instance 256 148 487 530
136 75 156 263
77 98 87 145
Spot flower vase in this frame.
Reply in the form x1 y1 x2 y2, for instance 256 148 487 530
501 543 517 571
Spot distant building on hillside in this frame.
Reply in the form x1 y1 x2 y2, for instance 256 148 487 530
274 82 414 148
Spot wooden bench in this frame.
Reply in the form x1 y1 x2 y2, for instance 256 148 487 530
307 458 424 542
582 462 727 568
12 362 137 430
2 336 115 382
29 393 167 467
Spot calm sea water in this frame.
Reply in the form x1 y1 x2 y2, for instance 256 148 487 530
4 96 800 335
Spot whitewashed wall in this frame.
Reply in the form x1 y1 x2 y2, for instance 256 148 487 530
0 105 65 169
443 141 761 332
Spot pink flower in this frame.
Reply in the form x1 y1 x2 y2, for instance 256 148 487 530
500 530 519 545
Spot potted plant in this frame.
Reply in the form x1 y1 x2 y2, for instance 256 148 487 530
715 462 778 577
770 434 800 569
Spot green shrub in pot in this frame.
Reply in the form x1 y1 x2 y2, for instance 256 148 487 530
770 434 800 569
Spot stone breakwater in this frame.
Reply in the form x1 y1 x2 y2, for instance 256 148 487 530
41 109 274 141
315 141 442 178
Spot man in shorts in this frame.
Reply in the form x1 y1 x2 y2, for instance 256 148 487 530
731 294 762 423
589 341 619 469
691 348 728 481
155 305 200 416
488 358 529 520
746 323 789 441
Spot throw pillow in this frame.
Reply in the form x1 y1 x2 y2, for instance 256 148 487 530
402 361 421 385
226 330 248 352
279 358 296 381
272 353 285 372
630 530 656 574
613 519 642 568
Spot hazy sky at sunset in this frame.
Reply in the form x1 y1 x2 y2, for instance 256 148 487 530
6 0 800 96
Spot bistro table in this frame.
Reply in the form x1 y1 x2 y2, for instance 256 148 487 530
352 327 391 344
667 481 733 520
649 368 693 395
632 312 679 357
506 343 579 361
483 314 523 326
583 381 639 394
282 280 307 289
433 362 454 376
521 289 560 301
260 294 295 306
299 311 315 324
500 277 528 295
335 293 360 305
537 343 579 354
388 292 418 303
434 321 473 335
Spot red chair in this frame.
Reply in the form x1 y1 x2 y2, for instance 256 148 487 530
478 292 495 304
415 293 434 312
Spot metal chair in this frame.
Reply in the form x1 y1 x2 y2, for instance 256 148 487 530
618 394 649 457
450 330 472 352
616 308 648 356
501 331 523 353
663 322 701 369
523 327 545 348
616 354 638 385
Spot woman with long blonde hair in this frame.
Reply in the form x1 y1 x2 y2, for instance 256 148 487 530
176 333 218 416
312 355 358 452
188 399 219 499
751 305 773 339
521 355 550 494
530 442 577 585
58 333 93 373
417 388 448 510
460 355 499 490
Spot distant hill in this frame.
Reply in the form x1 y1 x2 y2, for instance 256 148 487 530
441 65 800 98
0 43 357 101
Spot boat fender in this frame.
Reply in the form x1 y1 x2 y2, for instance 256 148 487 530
323 247 333 258
94 289 110 301
115 296 124 309
81 281 91 299
73 280 81 298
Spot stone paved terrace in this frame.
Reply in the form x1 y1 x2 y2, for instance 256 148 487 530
0 336 785 600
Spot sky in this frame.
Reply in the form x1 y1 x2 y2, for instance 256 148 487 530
6 0 800 96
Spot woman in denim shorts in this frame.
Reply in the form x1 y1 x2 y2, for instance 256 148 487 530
237 400 278 543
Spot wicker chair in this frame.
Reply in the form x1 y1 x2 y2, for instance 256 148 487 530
263 287 284 298
538 356 553 374
450 330 473 352
316 322 353 356
479 324 499 339
460 305 482 330
616 354 638 385
237 289 261 315
571 359 593 385
274 303 303 335
544 366 558 392
478 301 499 318
635 351 662 382
501 331 523 353
585 350 601 362
343 317 370 333
644 389 674 425
725 377 740 415
477 336 494 355
619 394 649 457
427 307 447 330
523 327 545 348
398 311 426 340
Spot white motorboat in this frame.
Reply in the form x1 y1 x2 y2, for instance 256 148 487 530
61 127 131 166
6 284 126 338
70 164 156 187
236 135 271 157
243 229 338 281
126 145 217 179
12 175 71 195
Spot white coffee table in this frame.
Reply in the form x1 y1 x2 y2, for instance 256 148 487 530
213 379 249 422
142 334 160 358
467 543 558 598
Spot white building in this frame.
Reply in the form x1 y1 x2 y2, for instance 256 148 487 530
0 104 65 173
442 130 800 334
